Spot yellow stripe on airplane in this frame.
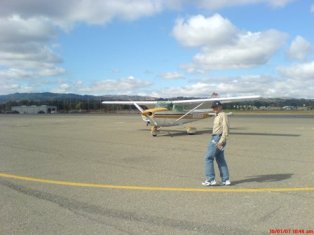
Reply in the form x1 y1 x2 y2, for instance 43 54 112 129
142 107 168 115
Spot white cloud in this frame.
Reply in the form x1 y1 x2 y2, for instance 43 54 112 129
0 78 34 94
311 4 314 12
53 83 71 94
269 0 296 8
160 72 184 80
178 0 296 9
287 36 313 61
172 14 237 47
92 76 152 93
51 67 314 98
0 15 56 43
277 61 314 79
174 14 287 71
153 75 269 98
153 72 314 99
53 76 152 95
75 0 163 24
0 67 64 80
0 0 163 27
0 68 33 79
0 1 162 84
193 30 286 70
193 0 261 9
0 15 64 81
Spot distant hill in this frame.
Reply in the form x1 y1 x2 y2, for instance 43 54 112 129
0 92 157 103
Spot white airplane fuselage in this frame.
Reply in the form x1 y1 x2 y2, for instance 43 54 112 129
143 110 210 127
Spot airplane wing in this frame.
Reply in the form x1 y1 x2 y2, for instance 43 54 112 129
170 95 260 104
102 95 260 105
101 100 158 105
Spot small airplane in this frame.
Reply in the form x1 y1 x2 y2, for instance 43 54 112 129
102 95 260 136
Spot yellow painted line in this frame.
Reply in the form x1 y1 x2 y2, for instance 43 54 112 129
1 172 314 193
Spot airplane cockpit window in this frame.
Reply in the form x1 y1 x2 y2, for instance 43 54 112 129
156 101 173 110
172 104 184 112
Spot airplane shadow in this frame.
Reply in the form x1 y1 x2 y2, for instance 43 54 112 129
137 128 211 137
231 173 293 185
137 129 300 138
231 132 300 137
163 129 211 137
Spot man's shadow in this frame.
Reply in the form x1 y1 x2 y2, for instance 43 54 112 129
232 174 293 185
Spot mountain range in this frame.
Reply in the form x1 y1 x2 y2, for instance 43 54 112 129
0 92 156 103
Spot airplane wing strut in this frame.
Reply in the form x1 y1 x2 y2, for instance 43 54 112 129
175 102 204 123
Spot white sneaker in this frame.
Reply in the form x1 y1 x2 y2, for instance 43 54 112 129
221 180 231 186
202 179 217 186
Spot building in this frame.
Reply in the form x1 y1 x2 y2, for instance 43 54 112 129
12 105 57 114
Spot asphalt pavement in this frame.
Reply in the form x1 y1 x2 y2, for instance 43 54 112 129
1 114 313 235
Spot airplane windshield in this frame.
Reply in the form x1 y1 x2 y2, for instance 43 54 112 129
156 102 186 112
156 101 173 110
172 104 185 112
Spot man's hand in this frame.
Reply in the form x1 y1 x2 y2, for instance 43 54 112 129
217 142 225 150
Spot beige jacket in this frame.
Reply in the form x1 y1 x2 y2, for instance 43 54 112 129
212 111 229 144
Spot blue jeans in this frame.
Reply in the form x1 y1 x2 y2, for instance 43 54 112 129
204 135 230 182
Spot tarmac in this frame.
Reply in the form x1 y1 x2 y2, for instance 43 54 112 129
0 114 313 235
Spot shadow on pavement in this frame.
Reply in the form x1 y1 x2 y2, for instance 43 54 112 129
138 129 300 137
232 174 293 185
231 132 300 137
137 129 211 137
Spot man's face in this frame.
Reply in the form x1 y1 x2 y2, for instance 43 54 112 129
213 106 221 113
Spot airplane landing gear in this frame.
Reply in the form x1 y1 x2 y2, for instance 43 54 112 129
186 127 197 135
151 126 159 137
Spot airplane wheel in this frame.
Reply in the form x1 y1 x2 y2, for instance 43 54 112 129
151 126 159 137
186 127 197 135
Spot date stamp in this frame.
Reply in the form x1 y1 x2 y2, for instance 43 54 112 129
269 229 314 234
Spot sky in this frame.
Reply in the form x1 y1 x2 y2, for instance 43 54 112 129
1 0 314 98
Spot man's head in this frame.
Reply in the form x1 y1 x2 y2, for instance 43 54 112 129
211 101 222 113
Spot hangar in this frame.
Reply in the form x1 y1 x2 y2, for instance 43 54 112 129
11 105 57 114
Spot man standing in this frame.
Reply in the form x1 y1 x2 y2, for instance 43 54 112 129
202 101 231 186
